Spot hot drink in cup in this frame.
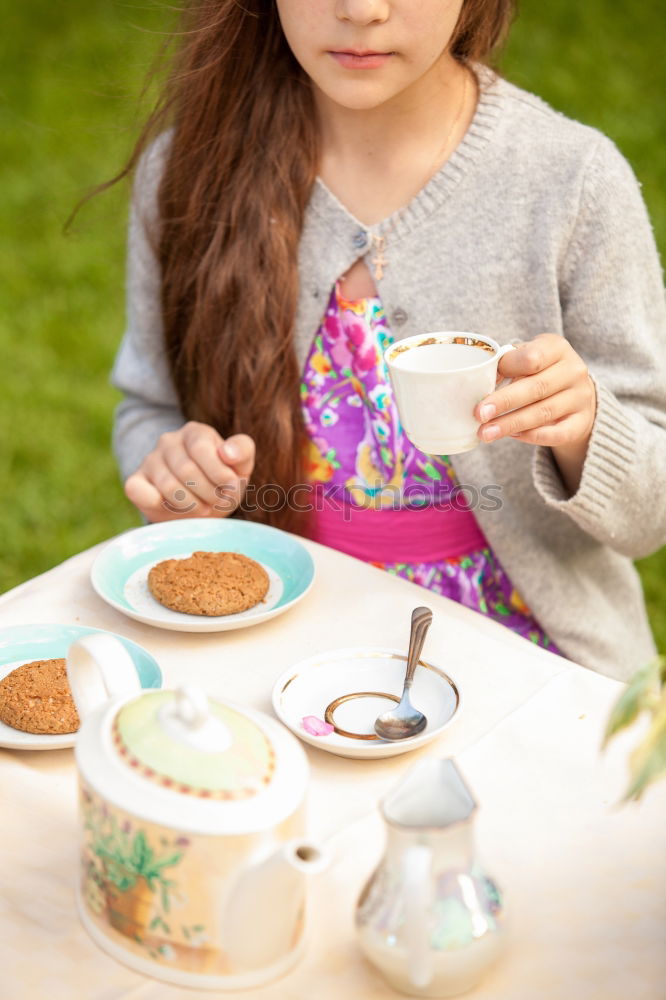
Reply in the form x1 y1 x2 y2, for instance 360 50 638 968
384 333 514 455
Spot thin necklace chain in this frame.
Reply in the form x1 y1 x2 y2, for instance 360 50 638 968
370 66 469 281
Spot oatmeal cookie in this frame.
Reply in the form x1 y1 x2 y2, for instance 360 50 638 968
0 657 80 734
148 550 270 616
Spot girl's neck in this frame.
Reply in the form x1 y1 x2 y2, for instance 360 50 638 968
315 55 476 226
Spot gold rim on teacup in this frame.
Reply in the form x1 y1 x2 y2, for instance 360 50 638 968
386 333 498 366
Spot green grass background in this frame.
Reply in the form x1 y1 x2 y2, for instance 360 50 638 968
1 1 664 648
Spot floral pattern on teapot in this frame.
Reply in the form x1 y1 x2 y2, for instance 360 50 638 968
79 783 305 974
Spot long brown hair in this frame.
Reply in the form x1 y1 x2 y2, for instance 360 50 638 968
122 0 516 531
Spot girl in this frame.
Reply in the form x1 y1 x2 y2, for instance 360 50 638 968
111 0 666 681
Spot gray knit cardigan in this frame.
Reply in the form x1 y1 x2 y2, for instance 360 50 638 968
111 72 666 681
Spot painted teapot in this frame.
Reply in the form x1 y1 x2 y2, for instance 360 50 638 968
67 633 326 991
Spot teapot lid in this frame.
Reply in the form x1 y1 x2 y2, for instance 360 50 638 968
111 687 275 800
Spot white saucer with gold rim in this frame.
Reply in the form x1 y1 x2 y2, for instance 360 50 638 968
271 647 460 759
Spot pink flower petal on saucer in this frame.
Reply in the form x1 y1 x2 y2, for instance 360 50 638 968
302 715 334 737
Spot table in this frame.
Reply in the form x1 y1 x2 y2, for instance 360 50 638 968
1 535 664 1000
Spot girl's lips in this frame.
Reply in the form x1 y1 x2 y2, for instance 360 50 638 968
329 51 393 70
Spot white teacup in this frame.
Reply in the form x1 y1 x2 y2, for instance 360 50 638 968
384 332 514 455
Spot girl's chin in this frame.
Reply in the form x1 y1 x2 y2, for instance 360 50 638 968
315 81 404 113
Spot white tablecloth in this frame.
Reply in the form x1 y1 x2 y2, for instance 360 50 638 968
1 536 664 999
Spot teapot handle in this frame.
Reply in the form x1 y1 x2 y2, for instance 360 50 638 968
402 844 434 990
67 633 141 720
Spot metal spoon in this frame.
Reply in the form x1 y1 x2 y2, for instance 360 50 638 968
374 606 432 741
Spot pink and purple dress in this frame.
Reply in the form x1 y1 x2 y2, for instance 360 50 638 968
300 282 557 652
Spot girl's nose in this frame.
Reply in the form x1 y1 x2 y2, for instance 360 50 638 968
335 0 389 26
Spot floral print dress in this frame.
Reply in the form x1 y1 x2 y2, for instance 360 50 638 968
301 283 557 652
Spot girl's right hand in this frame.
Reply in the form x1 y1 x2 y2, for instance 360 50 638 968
124 422 255 523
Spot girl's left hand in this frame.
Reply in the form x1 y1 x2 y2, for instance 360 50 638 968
475 333 596 449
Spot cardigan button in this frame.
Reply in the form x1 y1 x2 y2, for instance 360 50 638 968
392 307 408 326
353 229 368 249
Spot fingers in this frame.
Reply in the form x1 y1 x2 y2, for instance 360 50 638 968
179 423 247 487
213 434 256 515
478 358 583 424
166 426 236 507
218 433 256 479
507 411 593 448
124 422 257 523
124 472 208 523
478 388 587 442
124 473 163 513
494 335 562 380
476 335 596 447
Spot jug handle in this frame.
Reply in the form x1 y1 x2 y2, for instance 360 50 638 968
403 844 434 990
67 633 141 720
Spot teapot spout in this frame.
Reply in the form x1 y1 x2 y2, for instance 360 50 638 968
223 840 328 972
283 839 329 875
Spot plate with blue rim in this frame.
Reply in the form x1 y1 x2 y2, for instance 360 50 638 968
0 623 162 751
90 518 315 632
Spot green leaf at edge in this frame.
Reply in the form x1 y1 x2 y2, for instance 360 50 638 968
624 700 666 800
603 658 662 748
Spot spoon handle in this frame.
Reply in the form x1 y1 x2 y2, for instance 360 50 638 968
404 606 433 689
